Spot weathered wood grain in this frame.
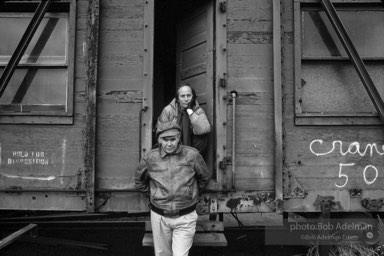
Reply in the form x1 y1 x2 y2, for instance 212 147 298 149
228 31 273 44
296 177 384 191
228 0 272 32
234 177 275 191
227 78 273 92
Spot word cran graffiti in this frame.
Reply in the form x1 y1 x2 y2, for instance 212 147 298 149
309 140 384 188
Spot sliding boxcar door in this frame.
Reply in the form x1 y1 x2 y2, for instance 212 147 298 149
176 0 215 170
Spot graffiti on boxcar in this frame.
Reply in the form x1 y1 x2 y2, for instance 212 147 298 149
60 138 67 184
309 139 383 187
0 173 55 181
309 140 384 157
0 139 72 185
0 142 73 184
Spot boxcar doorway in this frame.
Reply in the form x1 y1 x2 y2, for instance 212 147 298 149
153 0 216 172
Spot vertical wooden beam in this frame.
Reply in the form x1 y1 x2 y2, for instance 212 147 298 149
273 0 283 212
319 200 331 256
84 0 99 212
293 0 303 117
215 0 228 191
141 0 154 157
67 0 77 117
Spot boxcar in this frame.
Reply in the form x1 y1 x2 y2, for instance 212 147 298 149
0 0 383 232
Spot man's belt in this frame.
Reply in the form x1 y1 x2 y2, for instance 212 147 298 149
150 203 196 218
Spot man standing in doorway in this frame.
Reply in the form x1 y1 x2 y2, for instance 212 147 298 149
157 84 211 155
135 120 211 256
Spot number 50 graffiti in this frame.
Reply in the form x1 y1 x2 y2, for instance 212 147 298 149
336 163 378 188
309 139 382 188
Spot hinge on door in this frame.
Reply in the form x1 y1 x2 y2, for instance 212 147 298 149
283 170 305 198
219 157 231 170
219 74 227 88
219 1 226 13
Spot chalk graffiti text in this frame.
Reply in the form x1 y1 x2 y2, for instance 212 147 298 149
310 140 382 187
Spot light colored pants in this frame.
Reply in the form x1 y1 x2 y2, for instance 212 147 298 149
151 209 198 256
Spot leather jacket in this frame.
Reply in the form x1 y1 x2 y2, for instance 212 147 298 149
157 98 211 136
135 144 211 212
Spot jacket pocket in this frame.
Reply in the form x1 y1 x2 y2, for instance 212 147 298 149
177 163 194 174
179 184 193 200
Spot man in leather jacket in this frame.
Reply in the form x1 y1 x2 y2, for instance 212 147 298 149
135 120 211 256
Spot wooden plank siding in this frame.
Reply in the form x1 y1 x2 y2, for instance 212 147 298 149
1 0 382 217
95 0 144 194
0 0 145 211
226 0 275 194
281 0 384 212
0 0 87 210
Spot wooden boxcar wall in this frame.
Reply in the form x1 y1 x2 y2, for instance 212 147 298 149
281 0 384 213
0 0 147 212
0 0 282 215
219 0 277 214
2 0 383 217
0 0 88 211
226 0 275 191
94 0 384 214
94 0 144 211
97 0 280 214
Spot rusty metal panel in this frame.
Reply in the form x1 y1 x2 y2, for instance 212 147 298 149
0 192 86 211
217 191 277 213
84 0 100 212
284 190 384 212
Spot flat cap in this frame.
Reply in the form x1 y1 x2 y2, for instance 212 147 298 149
156 120 181 138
